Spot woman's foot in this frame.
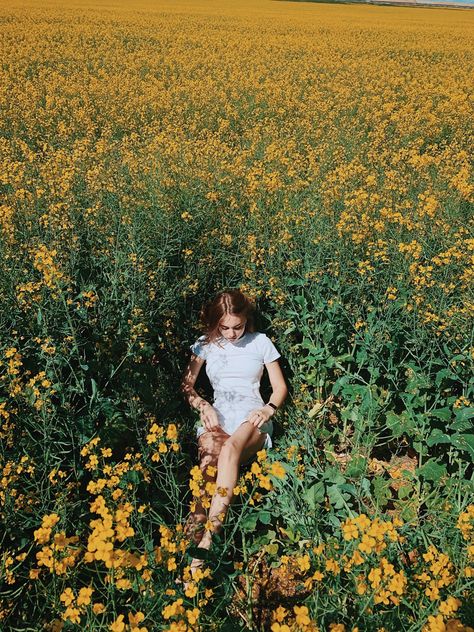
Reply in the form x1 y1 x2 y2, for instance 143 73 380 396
182 555 207 593
194 513 224 553
190 556 205 576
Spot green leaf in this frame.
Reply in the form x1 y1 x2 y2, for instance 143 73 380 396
346 456 367 478
435 369 458 387
428 407 452 421
327 485 349 510
426 428 451 447
322 467 345 486
454 407 474 423
373 476 391 508
302 481 325 510
258 511 272 525
397 484 413 500
240 513 258 531
385 411 402 437
265 543 279 555
450 434 474 460
417 459 447 483
449 417 472 432
125 470 140 485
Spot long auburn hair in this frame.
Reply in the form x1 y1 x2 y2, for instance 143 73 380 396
200 290 256 346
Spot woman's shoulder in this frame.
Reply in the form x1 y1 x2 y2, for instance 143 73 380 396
189 334 212 359
247 332 281 361
245 331 274 348
248 331 270 341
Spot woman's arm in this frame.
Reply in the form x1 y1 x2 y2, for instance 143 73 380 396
180 354 207 410
263 359 288 412
247 359 288 428
180 354 220 430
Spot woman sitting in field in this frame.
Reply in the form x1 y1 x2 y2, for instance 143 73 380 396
181 289 288 577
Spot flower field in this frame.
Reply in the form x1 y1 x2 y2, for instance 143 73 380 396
0 0 473 629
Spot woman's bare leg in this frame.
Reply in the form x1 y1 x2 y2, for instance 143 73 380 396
185 427 229 544
196 421 266 551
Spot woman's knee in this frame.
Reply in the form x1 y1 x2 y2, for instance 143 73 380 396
218 438 242 463
198 431 228 467
199 453 218 474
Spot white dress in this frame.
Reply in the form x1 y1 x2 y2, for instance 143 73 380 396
189 331 281 449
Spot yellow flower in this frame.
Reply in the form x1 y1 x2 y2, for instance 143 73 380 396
162 599 185 620
110 614 126 632
325 558 340 575
438 596 461 616
258 475 273 490
77 586 93 606
185 607 200 625
422 614 445 632
296 555 311 572
59 588 75 607
270 461 286 479
166 424 178 440
294 605 311 626
128 611 145 627
63 606 81 624
273 606 288 622
251 462 262 475
341 519 359 541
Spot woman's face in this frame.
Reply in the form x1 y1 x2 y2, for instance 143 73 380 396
218 314 247 342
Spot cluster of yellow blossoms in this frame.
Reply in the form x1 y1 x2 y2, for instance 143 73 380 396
80 436 146 496
457 504 474 577
85 495 138 569
146 421 180 462
415 545 455 602
154 524 188 574
161 599 201 630
341 514 402 552
270 511 471 628
59 586 94 625
16 244 67 306
0 454 35 511
109 611 148 632
189 449 286 513
33 513 81 577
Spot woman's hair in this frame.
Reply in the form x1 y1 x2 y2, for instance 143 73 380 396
200 290 256 345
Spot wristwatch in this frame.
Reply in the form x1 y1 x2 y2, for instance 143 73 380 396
266 402 278 411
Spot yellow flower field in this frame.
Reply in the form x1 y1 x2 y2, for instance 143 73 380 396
0 0 473 630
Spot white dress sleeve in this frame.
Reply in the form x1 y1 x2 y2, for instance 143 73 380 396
260 334 281 364
189 336 209 360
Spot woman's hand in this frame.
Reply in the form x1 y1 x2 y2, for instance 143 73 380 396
199 401 220 432
246 406 273 429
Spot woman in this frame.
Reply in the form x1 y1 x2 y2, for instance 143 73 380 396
180 289 288 576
